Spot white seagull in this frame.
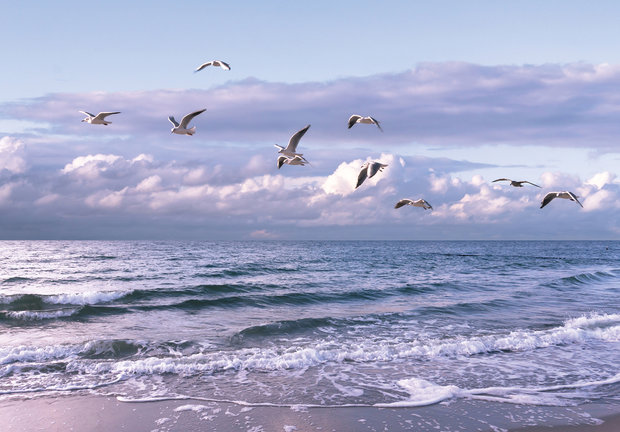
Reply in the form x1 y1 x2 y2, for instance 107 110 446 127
274 125 310 158
277 155 307 169
79 111 120 125
540 191 583 209
348 115 383 132
356 161 388 189
194 60 231 72
169 109 206 135
493 178 541 188
394 198 433 210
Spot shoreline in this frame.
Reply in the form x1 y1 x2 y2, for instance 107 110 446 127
2 394 619 432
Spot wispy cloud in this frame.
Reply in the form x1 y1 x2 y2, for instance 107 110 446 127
4 63 620 152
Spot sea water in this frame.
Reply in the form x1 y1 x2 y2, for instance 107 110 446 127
1 241 618 414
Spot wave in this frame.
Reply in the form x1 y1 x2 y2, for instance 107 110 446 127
1 308 82 321
1 276 34 285
6 313 614 376
117 372 620 409
547 269 620 289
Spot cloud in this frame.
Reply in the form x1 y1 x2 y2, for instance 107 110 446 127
5 63 620 154
0 136 26 173
0 63 619 239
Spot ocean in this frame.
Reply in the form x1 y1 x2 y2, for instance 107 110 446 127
1 241 619 426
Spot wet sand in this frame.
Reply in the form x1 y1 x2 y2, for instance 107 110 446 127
1 395 619 432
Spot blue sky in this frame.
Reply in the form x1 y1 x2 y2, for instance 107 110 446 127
0 1 619 239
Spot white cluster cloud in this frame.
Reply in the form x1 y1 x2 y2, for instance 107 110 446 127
0 136 26 173
0 148 607 239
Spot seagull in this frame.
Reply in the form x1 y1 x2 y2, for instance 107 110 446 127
79 111 120 125
493 178 541 188
274 125 310 158
394 198 433 210
540 191 583 209
356 161 388 189
277 155 307 169
348 115 383 132
194 60 231 72
169 109 206 135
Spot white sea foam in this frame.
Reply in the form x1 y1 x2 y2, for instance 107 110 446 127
4 308 81 321
70 313 620 378
46 290 131 305
174 404 208 412
0 344 81 366
377 372 620 408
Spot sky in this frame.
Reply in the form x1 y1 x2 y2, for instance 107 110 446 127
1 0 619 240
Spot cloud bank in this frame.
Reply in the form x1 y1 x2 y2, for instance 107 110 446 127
0 62 619 239
0 142 618 239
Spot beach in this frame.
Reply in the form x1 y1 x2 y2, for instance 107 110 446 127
2 395 620 432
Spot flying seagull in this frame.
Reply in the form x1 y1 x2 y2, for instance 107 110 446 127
493 178 541 188
169 109 206 135
540 191 583 209
394 198 433 210
79 111 120 125
356 161 388 189
194 60 231 72
348 115 383 132
277 155 307 169
274 125 310 158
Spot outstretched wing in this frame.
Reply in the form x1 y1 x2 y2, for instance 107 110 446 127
523 181 541 188
348 115 361 129
216 60 231 70
394 199 411 209
194 62 213 72
355 164 369 189
285 124 310 152
369 116 383 132
277 156 288 169
420 199 433 210
540 193 556 209
179 109 207 128
568 191 583 208
492 178 511 183
168 116 179 127
368 162 387 179
79 111 95 118
95 111 121 120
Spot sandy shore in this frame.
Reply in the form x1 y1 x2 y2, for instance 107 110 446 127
1 395 619 431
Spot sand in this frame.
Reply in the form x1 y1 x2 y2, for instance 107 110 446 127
1 395 619 432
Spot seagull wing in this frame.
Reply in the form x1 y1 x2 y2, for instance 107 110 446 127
168 116 179 127
420 199 433 210
179 109 206 128
395 199 411 209
217 61 231 70
356 164 369 189
523 181 541 188
194 62 213 72
540 192 556 209
79 111 95 118
367 162 387 179
95 112 121 120
568 191 584 207
348 115 361 129
285 125 310 152
369 116 383 132
277 156 288 169
492 178 511 183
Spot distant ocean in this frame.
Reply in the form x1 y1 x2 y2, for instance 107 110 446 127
1 241 619 422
